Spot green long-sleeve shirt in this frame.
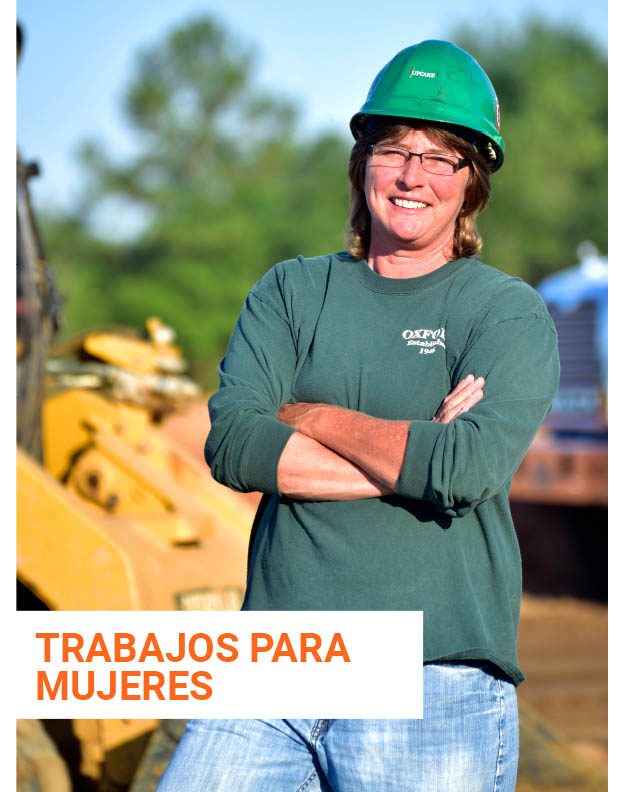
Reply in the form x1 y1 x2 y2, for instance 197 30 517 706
205 252 560 685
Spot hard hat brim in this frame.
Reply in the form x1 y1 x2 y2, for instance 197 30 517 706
350 110 504 172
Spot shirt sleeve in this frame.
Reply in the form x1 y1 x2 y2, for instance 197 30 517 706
395 313 560 517
204 273 298 494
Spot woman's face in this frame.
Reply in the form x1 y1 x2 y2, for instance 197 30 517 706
364 128 469 257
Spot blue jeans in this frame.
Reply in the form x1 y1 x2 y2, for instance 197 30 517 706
156 662 518 791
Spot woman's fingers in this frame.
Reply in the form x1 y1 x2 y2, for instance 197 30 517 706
444 373 475 400
432 376 485 423
445 375 485 411
450 385 484 418
443 374 483 403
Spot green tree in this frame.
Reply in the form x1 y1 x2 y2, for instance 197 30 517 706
51 15 350 386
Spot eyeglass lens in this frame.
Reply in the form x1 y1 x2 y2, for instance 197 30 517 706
370 145 460 175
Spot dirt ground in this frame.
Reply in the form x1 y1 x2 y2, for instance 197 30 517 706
517 594 608 769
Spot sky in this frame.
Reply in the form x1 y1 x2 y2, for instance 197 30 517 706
16 0 608 217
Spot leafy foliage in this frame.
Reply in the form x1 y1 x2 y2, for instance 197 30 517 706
40 15 607 386
452 18 607 283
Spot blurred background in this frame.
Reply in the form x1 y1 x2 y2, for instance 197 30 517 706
16 1 607 791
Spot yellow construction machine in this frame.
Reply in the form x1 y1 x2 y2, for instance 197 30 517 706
16 163 253 790
18 313 252 613
17 158 255 792
16 162 254 791
16 23 253 790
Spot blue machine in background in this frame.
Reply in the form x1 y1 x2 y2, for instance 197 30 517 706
509 242 607 602
536 242 608 437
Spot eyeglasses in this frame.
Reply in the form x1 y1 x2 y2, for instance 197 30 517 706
367 143 471 176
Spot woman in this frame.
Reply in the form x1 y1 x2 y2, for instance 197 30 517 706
158 40 559 791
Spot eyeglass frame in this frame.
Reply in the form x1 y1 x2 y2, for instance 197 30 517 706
367 143 471 175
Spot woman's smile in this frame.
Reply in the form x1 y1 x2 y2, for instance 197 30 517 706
390 197 429 209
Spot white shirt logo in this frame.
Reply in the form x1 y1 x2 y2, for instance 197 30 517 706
402 328 445 355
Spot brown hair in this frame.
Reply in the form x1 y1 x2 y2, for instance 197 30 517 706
345 118 491 261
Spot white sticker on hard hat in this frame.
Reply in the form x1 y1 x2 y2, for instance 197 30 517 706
408 67 438 79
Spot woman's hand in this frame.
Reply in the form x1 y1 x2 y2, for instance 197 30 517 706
431 374 484 423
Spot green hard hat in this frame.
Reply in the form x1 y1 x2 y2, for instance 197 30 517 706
350 40 505 171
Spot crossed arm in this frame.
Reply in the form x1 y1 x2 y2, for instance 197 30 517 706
276 374 485 500
206 277 559 513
